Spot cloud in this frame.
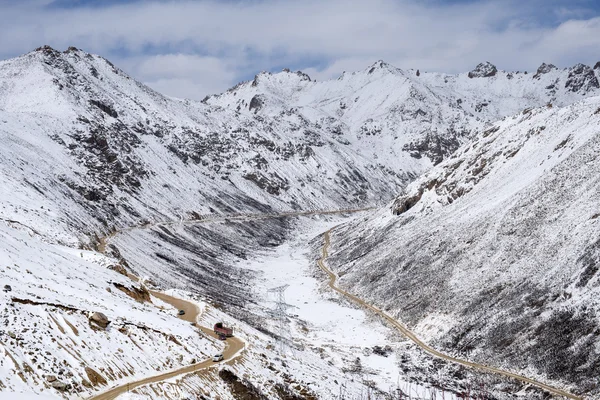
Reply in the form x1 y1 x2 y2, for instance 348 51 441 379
0 0 599 99
118 54 238 100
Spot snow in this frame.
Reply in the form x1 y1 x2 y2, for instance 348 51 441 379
0 220 219 398
327 97 600 398
1 46 599 398
1 394 57 400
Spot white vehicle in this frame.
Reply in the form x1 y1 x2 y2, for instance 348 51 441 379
212 353 224 362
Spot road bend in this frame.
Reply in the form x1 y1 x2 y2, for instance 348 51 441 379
87 277 244 400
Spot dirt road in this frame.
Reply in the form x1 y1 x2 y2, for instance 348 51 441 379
94 208 581 399
88 281 244 400
90 208 372 400
317 229 582 400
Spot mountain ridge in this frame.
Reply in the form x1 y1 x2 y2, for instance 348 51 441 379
326 94 600 398
1 45 600 399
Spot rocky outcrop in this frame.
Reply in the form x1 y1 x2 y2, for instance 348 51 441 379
565 64 600 93
243 172 289 195
403 131 462 165
89 99 118 118
108 264 127 276
468 62 497 78
533 63 557 79
249 95 265 113
113 282 151 303
88 312 110 329
51 380 70 391
296 71 311 81
219 368 268 400
391 189 424 215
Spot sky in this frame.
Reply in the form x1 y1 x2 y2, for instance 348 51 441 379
1 0 600 100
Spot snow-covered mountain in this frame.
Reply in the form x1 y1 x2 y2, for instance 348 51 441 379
1 47 598 244
0 47 433 245
1 45 600 399
207 60 600 164
327 96 600 398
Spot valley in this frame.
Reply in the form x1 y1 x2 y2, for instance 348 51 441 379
0 45 598 399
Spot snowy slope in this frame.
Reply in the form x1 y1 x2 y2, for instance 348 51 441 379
327 97 600 398
2 45 600 399
0 48 430 247
0 221 219 397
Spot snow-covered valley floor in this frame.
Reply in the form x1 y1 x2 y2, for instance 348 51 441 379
233 215 462 399
97 214 470 400
2 209 568 400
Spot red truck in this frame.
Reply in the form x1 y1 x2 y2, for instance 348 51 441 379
214 322 234 337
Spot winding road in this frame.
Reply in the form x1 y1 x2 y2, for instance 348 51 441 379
317 229 582 400
88 280 244 400
89 208 370 400
91 208 582 400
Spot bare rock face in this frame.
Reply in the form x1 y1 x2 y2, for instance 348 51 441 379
565 64 600 93
468 62 498 78
248 95 265 113
88 312 110 329
392 190 423 215
533 63 557 79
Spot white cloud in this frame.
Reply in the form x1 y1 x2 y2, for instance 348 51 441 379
0 0 599 99
118 54 238 100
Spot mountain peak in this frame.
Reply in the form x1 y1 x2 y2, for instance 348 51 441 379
32 45 82 58
281 68 312 81
468 62 498 78
250 68 312 88
64 46 82 54
533 62 557 79
370 60 389 69
34 44 59 54
366 60 403 75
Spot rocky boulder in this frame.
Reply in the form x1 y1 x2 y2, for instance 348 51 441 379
51 380 70 391
88 312 110 329
468 62 498 78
